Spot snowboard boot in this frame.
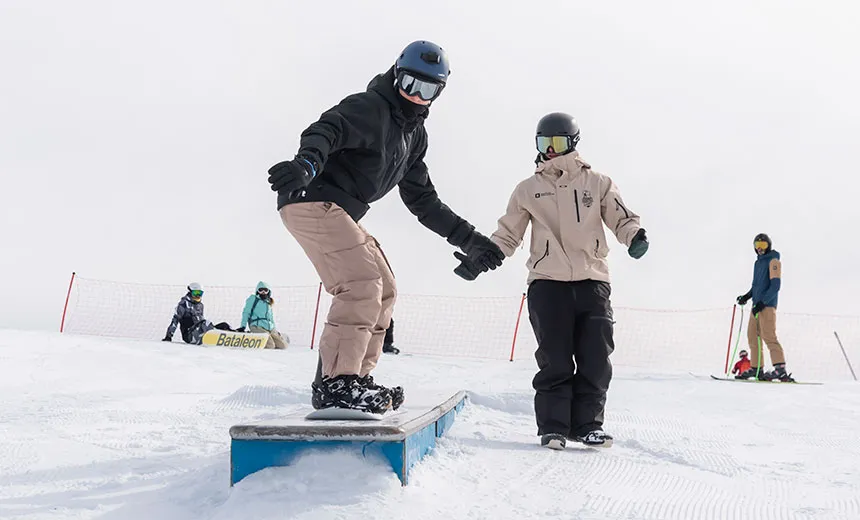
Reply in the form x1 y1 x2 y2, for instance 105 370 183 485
571 429 614 448
317 374 393 414
540 433 567 450
382 343 400 355
359 375 404 410
310 381 333 410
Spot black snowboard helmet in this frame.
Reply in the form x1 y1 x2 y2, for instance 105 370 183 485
753 233 772 255
536 112 581 159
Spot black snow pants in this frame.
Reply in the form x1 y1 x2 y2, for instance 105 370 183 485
527 279 615 438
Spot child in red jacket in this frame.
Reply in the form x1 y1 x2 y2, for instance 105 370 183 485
732 350 751 377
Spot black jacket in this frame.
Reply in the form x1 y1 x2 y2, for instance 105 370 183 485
277 66 474 247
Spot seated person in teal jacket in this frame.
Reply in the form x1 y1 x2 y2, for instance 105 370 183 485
238 281 289 349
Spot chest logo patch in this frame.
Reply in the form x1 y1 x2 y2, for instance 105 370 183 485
582 190 594 208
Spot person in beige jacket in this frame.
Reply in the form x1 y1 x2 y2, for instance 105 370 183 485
456 112 649 450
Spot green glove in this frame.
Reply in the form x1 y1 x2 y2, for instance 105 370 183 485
628 228 649 259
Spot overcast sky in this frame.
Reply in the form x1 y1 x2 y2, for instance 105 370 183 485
2 0 859 331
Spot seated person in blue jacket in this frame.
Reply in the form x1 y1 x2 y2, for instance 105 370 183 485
237 281 289 349
163 283 232 344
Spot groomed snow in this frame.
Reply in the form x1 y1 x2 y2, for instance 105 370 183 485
1 330 858 520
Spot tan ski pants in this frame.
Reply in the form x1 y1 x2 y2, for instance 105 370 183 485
747 307 786 367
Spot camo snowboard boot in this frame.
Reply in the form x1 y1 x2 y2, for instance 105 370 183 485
315 374 393 414
359 375 404 410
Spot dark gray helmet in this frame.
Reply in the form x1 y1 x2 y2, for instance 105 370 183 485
753 233 772 254
535 112 581 157
536 112 580 138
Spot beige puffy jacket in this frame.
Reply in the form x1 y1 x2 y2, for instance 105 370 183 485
490 151 642 284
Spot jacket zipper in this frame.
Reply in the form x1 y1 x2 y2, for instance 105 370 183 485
533 240 550 269
574 189 581 222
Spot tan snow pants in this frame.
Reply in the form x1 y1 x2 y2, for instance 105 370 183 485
279 202 396 378
747 307 786 367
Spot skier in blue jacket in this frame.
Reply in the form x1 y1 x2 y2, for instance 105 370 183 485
239 281 289 349
735 233 791 381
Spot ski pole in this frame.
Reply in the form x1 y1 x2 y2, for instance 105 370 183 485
725 305 745 377
834 331 858 381
723 304 738 374
756 314 763 379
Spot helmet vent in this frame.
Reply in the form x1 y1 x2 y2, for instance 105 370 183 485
420 51 441 64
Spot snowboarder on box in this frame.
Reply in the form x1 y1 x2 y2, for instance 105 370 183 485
237 281 289 349
735 233 791 381
456 112 649 450
267 40 504 414
162 283 232 345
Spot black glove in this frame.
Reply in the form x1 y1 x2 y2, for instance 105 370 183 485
236 326 246 333
267 156 315 199
453 251 483 281
628 228 649 259
459 231 505 271
752 302 765 316
736 292 752 305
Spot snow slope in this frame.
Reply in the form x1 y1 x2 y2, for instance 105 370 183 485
1 329 858 520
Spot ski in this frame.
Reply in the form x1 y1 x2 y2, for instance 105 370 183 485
710 375 822 385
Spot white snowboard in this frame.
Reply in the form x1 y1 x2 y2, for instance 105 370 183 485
305 408 385 421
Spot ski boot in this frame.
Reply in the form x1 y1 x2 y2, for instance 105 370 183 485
761 363 795 382
541 433 566 450
382 343 400 355
359 374 404 410
571 429 614 448
316 374 392 414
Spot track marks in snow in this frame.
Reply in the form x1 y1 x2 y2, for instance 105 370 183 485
427 392 860 520
213 384 307 411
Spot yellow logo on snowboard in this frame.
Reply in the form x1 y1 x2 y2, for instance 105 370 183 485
202 330 268 349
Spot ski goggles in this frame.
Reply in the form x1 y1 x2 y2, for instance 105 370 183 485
754 240 769 250
396 71 444 101
536 135 576 155
257 288 270 295
190 290 204 298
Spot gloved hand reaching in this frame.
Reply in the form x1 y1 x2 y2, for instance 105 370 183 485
752 302 765 316
459 230 505 271
267 156 316 199
736 292 752 305
453 251 483 281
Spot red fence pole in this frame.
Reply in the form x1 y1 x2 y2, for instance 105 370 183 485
509 292 527 362
310 282 323 349
723 304 737 373
60 271 77 333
